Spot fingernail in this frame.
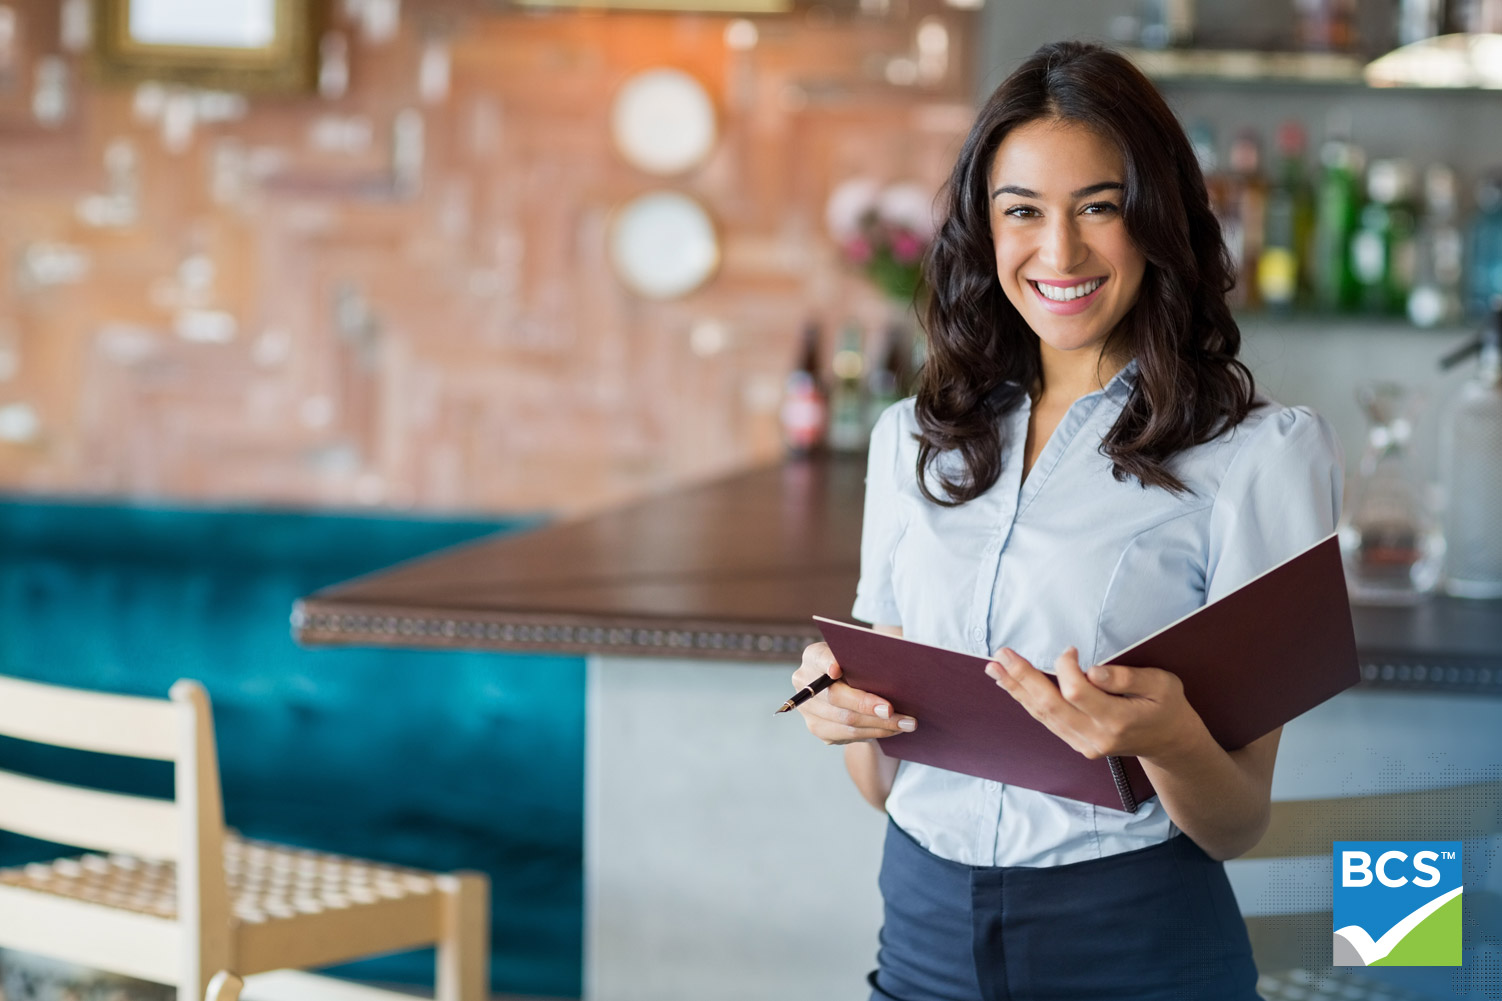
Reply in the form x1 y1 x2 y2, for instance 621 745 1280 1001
897 718 916 731
985 663 999 680
874 703 890 719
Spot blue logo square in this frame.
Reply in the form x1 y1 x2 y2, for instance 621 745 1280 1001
1332 840 1462 966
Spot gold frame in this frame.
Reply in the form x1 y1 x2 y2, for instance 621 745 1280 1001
91 0 323 93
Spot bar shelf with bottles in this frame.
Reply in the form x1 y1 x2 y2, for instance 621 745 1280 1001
1191 114 1501 330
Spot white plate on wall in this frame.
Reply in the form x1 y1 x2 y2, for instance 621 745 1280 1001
608 191 720 300
610 68 717 175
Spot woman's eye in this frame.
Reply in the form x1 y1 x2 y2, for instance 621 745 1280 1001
1003 205 1038 218
1082 202 1121 215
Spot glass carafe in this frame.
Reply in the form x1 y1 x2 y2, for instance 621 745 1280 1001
1338 382 1444 603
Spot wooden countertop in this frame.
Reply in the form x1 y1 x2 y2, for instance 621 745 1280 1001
293 453 1502 691
293 455 867 662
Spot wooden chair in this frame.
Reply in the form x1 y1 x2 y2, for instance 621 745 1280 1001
0 674 489 1001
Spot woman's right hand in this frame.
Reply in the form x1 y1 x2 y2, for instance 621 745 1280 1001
793 641 917 745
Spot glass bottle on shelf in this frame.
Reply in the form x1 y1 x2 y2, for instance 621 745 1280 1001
1257 122 1315 314
1339 381 1444 604
780 321 828 457
1407 164 1465 328
1295 0 1358 51
828 320 868 453
1312 130 1364 313
1138 0 1194 49
1467 173 1502 318
865 320 907 435
1350 158 1418 316
1224 130 1267 311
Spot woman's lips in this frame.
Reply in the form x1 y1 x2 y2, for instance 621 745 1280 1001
1028 278 1105 315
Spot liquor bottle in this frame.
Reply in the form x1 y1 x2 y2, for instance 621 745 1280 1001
1257 122 1316 313
781 321 829 456
828 321 868 453
1296 0 1358 51
1467 174 1502 318
865 321 907 435
1224 130 1267 311
1408 164 1465 328
1398 0 1445 45
1312 133 1365 312
1350 159 1418 315
1139 0 1195 49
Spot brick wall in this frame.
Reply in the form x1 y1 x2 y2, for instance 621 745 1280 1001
0 0 975 514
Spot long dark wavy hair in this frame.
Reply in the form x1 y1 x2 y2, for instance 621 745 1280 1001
915 40 1255 505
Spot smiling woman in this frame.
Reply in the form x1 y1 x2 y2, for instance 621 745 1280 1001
788 40 1346 1001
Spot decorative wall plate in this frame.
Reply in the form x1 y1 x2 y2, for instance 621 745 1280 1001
608 191 720 299
610 68 717 175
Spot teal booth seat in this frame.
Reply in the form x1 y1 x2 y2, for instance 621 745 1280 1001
0 498 585 998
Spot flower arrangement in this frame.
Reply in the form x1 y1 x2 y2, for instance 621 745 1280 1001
825 178 937 303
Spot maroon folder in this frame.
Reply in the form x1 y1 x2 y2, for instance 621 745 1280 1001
815 532 1359 813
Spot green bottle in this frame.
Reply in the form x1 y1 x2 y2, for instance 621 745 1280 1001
1350 159 1418 316
1312 137 1364 312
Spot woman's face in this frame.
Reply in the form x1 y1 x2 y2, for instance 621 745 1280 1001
987 118 1146 361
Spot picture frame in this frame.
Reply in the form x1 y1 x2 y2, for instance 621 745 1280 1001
90 0 324 94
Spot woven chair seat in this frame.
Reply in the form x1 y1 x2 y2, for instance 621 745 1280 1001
0 835 439 924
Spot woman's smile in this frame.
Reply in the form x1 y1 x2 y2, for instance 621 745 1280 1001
1028 277 1107 313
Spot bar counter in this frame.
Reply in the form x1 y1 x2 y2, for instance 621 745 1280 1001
294 455 1502 1001
293 453 1502 689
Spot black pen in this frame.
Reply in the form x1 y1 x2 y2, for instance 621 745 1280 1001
775 673 835 714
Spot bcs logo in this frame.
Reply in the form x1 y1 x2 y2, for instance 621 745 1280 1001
1333 841 1462 967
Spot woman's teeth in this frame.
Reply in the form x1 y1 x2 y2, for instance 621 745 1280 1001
1033 278 1104 302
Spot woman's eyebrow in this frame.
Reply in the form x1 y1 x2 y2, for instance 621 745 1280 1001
990 181 1125 200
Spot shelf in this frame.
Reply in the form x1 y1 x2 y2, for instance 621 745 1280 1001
1121 47 1368 86
1236 313 1480 338
1122 43 1502 92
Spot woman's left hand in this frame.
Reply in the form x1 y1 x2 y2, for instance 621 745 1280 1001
984 647 1206 762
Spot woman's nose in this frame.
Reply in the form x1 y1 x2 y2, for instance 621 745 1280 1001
1037 217 1086 273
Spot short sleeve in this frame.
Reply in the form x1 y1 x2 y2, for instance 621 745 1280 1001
851 403 907 625
1205 405 1345 604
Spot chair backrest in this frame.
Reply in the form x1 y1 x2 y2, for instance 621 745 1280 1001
0 673 232 992
0 675 225 862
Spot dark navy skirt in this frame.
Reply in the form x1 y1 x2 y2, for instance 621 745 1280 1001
868 818 1262 1001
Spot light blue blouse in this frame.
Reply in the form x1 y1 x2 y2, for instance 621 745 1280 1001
852 359 1344 867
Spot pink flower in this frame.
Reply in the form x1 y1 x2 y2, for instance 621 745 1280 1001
843 236 873 264
890 229 924 264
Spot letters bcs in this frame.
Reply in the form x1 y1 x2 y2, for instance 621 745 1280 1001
1342 850 1443 888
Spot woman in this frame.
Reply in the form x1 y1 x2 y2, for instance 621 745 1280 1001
791 41 1342 1001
